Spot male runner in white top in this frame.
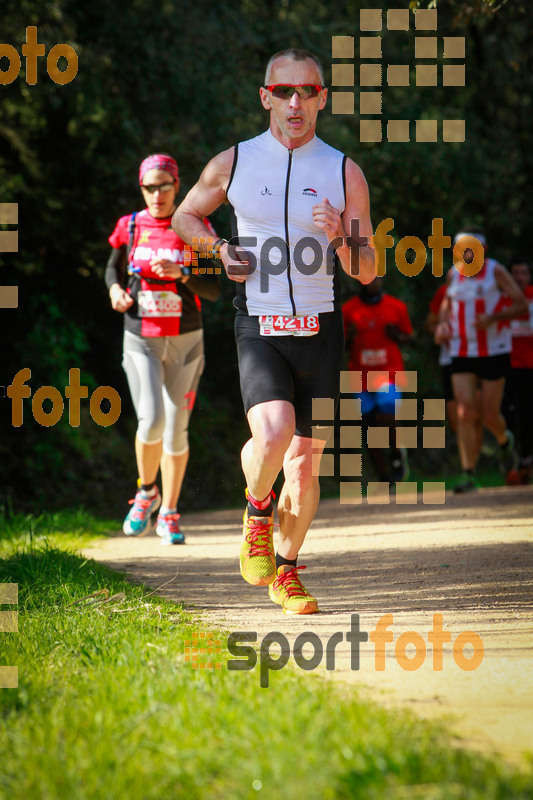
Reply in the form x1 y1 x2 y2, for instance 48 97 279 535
172 49 375 613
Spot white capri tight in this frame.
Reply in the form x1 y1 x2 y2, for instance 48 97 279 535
122 329 205 455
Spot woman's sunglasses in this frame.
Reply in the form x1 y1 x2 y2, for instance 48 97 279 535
141 183 175 194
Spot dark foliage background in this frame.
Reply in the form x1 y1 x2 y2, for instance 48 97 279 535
1 0 531 515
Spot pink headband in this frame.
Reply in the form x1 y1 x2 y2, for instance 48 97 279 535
139 154 179 184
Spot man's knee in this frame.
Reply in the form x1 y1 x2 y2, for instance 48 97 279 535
457 401 479 425
250 407 294 455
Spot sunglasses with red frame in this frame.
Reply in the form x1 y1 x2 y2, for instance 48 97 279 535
265 84 324 100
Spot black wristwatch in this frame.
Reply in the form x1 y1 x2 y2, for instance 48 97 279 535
212 238 228 259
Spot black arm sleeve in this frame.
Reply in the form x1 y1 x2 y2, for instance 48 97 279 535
104 245 127 291
185 273 221 302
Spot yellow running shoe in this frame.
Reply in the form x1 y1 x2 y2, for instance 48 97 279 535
240 509 276 585
269 565 319 615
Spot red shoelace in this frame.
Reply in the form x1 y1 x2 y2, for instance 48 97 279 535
273 565 309 597
244 517 274 557
128 493 156 520
158 512 181 533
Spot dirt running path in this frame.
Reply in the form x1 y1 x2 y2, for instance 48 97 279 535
83 486 533 765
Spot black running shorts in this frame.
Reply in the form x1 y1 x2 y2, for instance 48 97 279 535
450 353 510 381
442 363 454 401
234 310 344 438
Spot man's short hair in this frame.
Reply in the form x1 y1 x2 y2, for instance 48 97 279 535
264 49 325 86
508 255 533 279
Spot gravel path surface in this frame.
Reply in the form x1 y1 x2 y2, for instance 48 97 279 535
83 485 533 765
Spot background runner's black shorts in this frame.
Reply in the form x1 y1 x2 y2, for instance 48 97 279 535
442 363 454 401
234 310 344 438
450 353 510 381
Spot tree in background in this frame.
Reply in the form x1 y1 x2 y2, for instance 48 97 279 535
1 0 531 513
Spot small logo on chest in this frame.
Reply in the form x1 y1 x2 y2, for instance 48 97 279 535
302 187 317 196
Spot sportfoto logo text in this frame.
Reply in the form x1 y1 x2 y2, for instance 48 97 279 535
186 613 484 688
190 222 485 283
6 368 121 427
0 27 78 85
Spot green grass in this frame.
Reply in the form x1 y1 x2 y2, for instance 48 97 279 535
0 502 114 555
0 515 531 800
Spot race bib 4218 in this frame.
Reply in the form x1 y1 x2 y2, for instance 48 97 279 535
259 315 319 336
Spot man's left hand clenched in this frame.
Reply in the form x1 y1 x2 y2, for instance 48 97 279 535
312 197 344 242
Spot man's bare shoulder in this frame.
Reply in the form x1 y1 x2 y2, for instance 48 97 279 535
201 146 236 192
344 157 369 191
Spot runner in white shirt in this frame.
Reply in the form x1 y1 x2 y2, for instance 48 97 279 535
172 49 375 614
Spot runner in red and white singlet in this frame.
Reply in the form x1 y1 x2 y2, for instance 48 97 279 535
447 258 512 359
435 230 527 492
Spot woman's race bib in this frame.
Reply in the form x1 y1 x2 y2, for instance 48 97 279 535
137 291 182 318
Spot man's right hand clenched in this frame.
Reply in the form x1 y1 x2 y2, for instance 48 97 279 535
222 243 255 283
